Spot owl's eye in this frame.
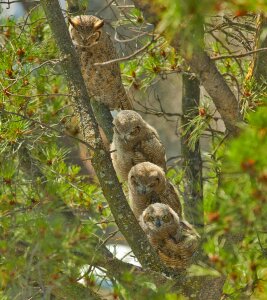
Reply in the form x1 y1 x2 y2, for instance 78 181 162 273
130 126 140 136
162 215 170 223
147 216 154 222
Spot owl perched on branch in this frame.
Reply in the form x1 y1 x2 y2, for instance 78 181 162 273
128 162 182 219
69 15 132 110
110 110 166 181
140 203 200 270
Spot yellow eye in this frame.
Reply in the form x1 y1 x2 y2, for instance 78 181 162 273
162 215 170 222
147 216 154 222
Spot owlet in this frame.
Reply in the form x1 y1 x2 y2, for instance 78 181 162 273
140 203 200 270
69 15 132 110
110 110 166 181
128 162 182 219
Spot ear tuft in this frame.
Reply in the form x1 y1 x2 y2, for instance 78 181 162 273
68 17 80 27
93 19 104 30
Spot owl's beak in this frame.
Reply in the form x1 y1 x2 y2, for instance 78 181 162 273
138 186 147 195
155 218 162 228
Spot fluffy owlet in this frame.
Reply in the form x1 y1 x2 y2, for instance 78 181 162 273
140 203 200 270
128 162 182 219
69 15 132 110
110 110 166 181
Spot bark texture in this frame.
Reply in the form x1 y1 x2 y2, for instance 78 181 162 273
252 15 267 84
181 74 203 227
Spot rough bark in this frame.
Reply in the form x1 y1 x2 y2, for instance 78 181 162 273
183 49 242 135
40 0 165 272
132 0 243 135
251 15 267 84
91 100 114 143
181 74 203 227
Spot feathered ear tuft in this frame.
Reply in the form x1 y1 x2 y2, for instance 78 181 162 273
93 19 104 30
68 17 80 28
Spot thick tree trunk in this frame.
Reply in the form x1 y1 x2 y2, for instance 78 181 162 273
181 74 203 227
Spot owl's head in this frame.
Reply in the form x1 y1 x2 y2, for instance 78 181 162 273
129 162 166 195
69 15 104 47
113 110 146 143
140 203 180 234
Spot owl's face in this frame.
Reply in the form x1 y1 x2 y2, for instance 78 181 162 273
113 110 145 143
140 203 180 233
69 15 104 47
129 162 166 195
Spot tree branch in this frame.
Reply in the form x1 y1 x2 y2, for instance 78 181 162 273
181 74 203 227
251 15 267 84
211 47 267 60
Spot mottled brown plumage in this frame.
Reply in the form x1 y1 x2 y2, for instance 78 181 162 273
128 162 182 219
69 15 131 110
140 203 200 270
110 110 166 181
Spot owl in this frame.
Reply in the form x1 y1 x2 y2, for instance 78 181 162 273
140 203 200 270
69 15 132 110
110 110 166 181
128 162 182 219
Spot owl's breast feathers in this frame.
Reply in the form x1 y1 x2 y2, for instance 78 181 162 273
149 191 160 204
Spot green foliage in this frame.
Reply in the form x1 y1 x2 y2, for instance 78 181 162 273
121 37 182 91
204 101 267 299
0 8 111 299
1 1 267 299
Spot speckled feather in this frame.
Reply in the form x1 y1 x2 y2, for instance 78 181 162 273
111 110 166 181
128 162 182 219
69 15 132 110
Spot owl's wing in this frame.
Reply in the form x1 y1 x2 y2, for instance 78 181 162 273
180 220 200 238
158 238 193 270
158 250 189 270
135 133 166 170
162 182 183 218
180 222 200 254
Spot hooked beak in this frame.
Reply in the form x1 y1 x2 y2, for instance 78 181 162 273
137 186 147 195
155 218 162 228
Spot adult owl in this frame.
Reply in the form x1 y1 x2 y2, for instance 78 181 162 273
69 15 131 110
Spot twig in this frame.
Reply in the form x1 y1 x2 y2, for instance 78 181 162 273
211 47 267 60
94 39 156 66
1 109 95 150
